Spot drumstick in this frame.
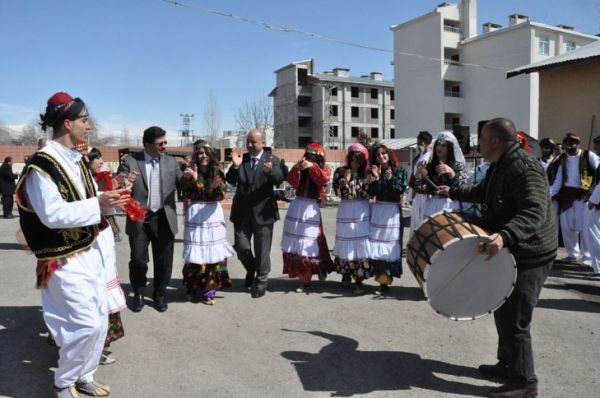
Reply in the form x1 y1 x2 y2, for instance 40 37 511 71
422 175 440 191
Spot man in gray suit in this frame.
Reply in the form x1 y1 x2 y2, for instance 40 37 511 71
118 126 182 312
226 129 284 298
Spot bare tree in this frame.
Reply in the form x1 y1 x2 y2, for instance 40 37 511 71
15 124 42 145
87 116 116 146
203 91 221 143
235 96 273 134
0 121 16 144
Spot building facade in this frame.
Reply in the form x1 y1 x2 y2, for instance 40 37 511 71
391 0 599 140
270 59 395 149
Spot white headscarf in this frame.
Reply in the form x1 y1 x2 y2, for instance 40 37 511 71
434 131 465 164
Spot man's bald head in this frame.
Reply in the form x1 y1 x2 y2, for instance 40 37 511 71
246 129 265 156
484 118 517 143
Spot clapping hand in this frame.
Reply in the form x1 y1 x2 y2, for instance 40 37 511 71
231 149 243 168
384 167 393 180
436 161 455 179
209 168 222 190
98 187 131 209
183 163 198 181
262 155 273 173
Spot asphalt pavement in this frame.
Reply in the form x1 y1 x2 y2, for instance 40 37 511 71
0 203 598 397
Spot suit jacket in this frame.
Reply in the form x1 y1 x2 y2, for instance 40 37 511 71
117 152 182 236
0 163 18 195
226 151 284 225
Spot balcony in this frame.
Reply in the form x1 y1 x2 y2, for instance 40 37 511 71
442 61 463 81
443 96 463 114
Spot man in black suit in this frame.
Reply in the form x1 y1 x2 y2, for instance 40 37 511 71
0 156 19 218
117 126 183 312
226 129 284 298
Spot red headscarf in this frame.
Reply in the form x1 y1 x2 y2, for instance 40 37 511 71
516 131 531 155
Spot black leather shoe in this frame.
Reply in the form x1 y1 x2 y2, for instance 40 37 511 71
129 293 144 312
488 383 537 398
251 286 266 298
244 272 254 290
479 362 509 378
153 296 168 312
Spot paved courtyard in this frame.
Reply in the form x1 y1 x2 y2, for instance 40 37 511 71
0 204 598 397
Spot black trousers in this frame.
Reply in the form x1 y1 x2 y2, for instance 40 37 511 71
233 219 274 288
494 260 553 388
128 209 174 297
2 194 13 217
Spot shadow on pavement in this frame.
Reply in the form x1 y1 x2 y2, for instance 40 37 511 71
0 306 56 398
0 242 23 251
280 330 491 397
537 298 600 314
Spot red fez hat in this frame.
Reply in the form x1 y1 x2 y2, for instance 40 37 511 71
47 92 73 107
564 132 581 143
306 142 325 158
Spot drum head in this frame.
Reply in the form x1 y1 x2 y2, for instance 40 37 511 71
424 236 516 321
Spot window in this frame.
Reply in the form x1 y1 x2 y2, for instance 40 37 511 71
371 108 379 119
390 109 395 120
390 90 395 100
329 145 339 150
298 96 311 106
330 87 338 96
351 106 359 118
330 125 339 137
565 40 576 52
297 68 308 86
390 128 395 139
298 136 312 148
330 105 338 116
351 127 359 137
371 127 379 138
370 88 378 99
298 116 311 127
351 86 359 98
539 35 550 55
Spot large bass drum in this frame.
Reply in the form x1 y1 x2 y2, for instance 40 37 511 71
406 211 516 321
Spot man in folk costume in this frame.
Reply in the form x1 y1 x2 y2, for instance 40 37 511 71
548 132 600 265
408 131 433 233
16 92 129 398
281 142 334 292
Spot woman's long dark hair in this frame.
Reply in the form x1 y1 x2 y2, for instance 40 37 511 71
192 139 220 179
427 139 456 177
370 143 398 170
345 151 367 178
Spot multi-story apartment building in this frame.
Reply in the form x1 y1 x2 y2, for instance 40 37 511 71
391 0 599 140
270 59 395 149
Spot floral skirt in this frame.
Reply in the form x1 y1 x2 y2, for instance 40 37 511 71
371 259 402 286
105 312 124 345
334 257 373 282
182 260 232 295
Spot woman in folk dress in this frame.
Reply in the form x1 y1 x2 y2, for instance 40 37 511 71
181 140 234 305
366 143 408 294
332 143 373 294
414 131 467 219
281 142 334 292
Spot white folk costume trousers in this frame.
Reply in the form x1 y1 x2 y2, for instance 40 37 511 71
583 207 600 273
560 199 590 260
409 193 427 234
42 242 108 388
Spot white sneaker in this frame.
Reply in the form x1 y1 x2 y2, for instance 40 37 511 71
582 259 592 267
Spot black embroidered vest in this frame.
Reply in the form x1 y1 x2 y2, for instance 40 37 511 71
16 152 99 260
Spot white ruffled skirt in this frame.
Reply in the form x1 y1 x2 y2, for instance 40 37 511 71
422 196 459 220
369 201 402 262
182 201 234 265
281 197 321 257
333 199 370 261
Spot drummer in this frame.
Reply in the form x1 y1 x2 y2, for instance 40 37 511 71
438 117 557 398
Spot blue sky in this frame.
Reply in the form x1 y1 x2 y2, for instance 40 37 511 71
1 0 599 144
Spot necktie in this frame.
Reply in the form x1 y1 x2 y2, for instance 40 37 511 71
149 158 161 212
251 158 258 170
